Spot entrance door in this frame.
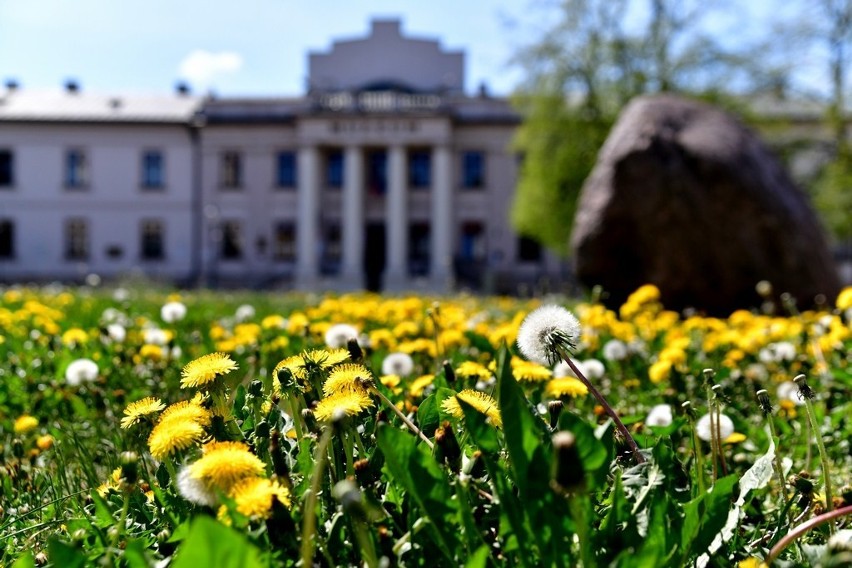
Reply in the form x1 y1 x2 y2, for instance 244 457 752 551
364 223 386 292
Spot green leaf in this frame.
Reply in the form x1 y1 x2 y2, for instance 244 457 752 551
123 539 153 568
171 516 264 568
46 539 87 568
464 545 491 568
377 424 460 563
495 346 550 500
11 552 35 568
681 474 738 561
557 411 609 489
417 394 440 437
458 398 500 455
90 491 116 528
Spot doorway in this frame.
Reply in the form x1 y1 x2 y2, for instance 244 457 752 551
364 222 386 292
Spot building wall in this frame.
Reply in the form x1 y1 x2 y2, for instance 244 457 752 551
0 123 196 282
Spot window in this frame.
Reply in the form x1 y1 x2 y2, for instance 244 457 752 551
0 150 13 187
141 151 164 189
140 220 165 260
459 222 485 261
65 218 89 260
221 151 242 189
220 221 243 259
65 149 88 189
0 220 14 259
461 151 484 189
320 222 341 275
517 236 543 262
367 150 387 195
326 150 343 189
408 150 431 189
276 151 297 189
272 222 296 261
408 222 430 276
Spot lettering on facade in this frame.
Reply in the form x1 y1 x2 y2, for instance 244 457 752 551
316 91 442 113
329 119 419 134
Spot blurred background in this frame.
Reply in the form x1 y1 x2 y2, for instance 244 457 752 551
1 0 851 298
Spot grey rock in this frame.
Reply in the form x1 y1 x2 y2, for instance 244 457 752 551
570 94 840 315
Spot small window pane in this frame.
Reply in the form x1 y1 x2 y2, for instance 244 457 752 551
326 150 343 189
66 150 88 188
65 219 89 260
0 220 14 259
408 222 430 276
221 151 242 188
0 150 13 187
462 151 484 189
367 150 387 195
141 151 164 189
276 152 297 188
273 222 296 261
141 220 165 260
221 221 243 259
409 150 431 189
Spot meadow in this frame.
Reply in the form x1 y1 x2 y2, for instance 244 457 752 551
1 283 851 567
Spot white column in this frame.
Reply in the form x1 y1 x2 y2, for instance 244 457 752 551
341 145 364 289
384 145 408 291
430 144 453 291
295 146 320 289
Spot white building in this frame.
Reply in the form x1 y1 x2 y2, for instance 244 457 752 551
0 19 566 293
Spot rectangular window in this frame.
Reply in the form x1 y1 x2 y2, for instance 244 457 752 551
408 222 431 276
272 221 296 261
0 150 13 187
276 151 297 189
65 149 88 189
140 220 165 260
517 236 543 262
320 222 341 275
326 150 344 189
459 221 485 261
461 151 484 189
141 151 165 189
220 220 243 259
65 218 89 260
408 150 431 189
0 219 14 259
221 151 242 189
367 150 387 195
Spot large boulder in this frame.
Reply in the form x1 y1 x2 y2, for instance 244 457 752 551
570 94 840 315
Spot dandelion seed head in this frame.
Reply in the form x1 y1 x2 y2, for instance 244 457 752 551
777 381 806 406
695 412 734 442
517 305 581 365
324 323 360 349
65 358 99 386
645 404 673 428
602 339 628 361
381 352 415 377
160 301 187 323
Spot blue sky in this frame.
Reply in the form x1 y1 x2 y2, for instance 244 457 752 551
0 0 543 97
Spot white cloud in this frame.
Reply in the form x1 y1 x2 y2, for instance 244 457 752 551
178 50 243 86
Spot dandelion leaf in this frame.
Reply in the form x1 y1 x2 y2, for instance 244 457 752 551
557 411 609 489
171 516 264 568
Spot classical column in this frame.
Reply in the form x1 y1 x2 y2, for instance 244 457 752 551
295 146 320 289
384 144 408 291
430 144 453 292
340 145 364 289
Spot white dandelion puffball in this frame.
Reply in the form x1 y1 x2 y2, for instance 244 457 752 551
65 358 99 386
235 304 256 322
581 359 605 380
772 342 797 362
160 301 187 323
695 413 734 442
517 305 581 365
602 339 628 361
553 361 572 378
645 404 673 428
143 327 168 346
324 323 359 349
382 352 415 377
777 381 805 406
106 324 126 343
176 466 218 507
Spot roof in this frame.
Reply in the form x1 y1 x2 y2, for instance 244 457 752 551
0 88 204 123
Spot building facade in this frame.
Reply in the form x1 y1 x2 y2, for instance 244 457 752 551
0 20 566 293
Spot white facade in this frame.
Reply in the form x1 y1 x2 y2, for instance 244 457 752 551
0 20 566 293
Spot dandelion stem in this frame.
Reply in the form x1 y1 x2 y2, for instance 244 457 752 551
714 397 728 476
802 395 835 533
766 416 788 500
301 426 334 567
685 410 706 495
558 349 645 464
705 385 718 482
370 385 434 449
765 504 852 565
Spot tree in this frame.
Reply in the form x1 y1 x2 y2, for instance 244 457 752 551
510 0 753 253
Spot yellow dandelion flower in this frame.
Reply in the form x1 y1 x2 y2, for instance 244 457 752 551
513 361 552 382
380 374 402 393
180 352 238 389
836 286 852 310
36 435 54 450
441 390 502 428
724 432 747 444
323 363 371 395
61 327 89 346
160 400 212 427
408 374 435 398
314 390 374 422
121 397 166 429
648 360 673 384
139 344 164 360
455 361 492 380
272 355 308 395
302 348 350 369
546 378 589 398
97 467 123 496
148 418 206 460
190 441 265 492
229 476 291 519
14 414 38 434
261 314 286 329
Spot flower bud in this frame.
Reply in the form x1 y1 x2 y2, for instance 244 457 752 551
551 431 584 494
756 389 773 415
434 421 461 472
333 479 367 522
347 337 363 362
548 401 564 430
248 380 263 397
442 360 456 384
119 451 139 486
